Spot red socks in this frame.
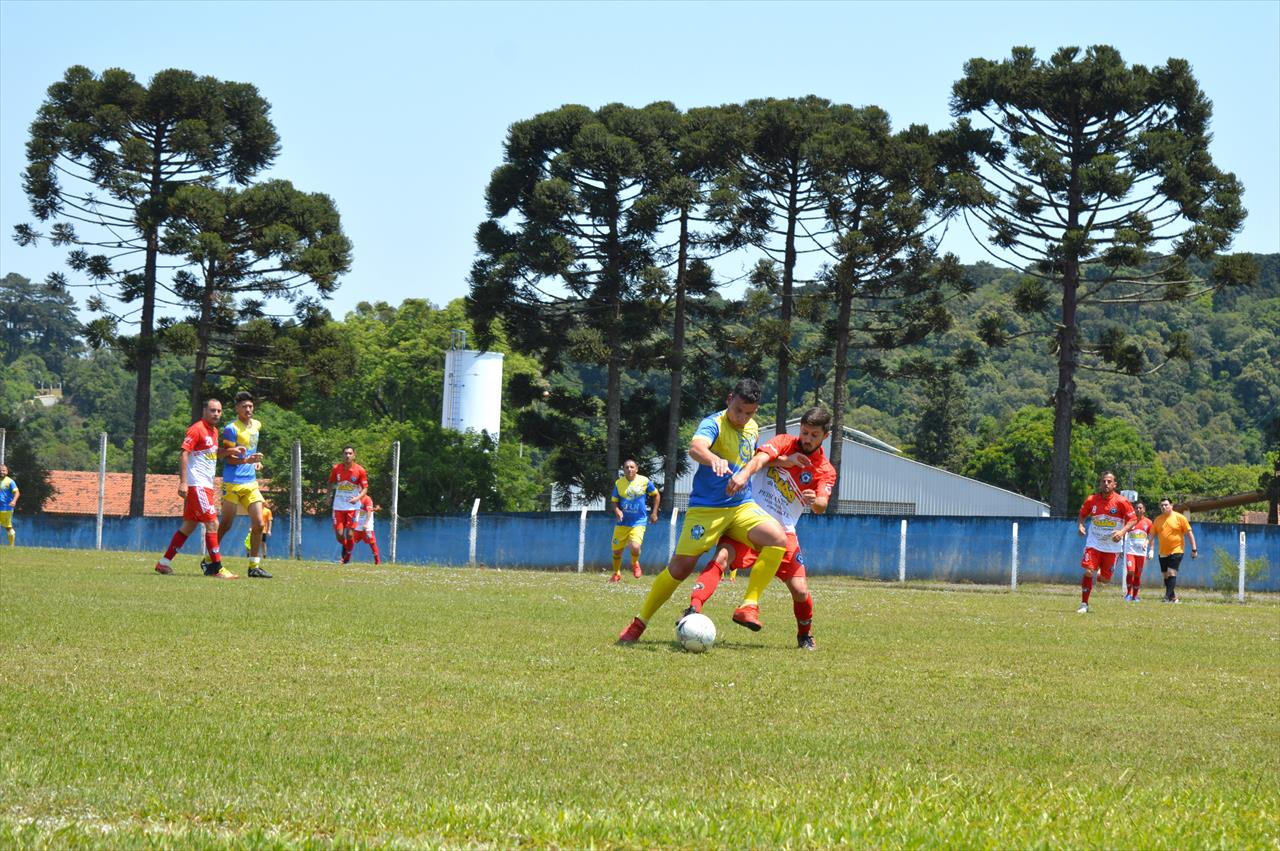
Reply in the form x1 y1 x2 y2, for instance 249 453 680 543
163 530 189 560
1081 572 1094 603
689 562 724 612
794 594 814 636
368 536 381 564
204 532 221 565
1131 564 1143 598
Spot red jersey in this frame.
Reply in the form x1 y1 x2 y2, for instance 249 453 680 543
1126 516 1154 556
181 420 220 487
1079 491 1135 554
752 434 837 533
329 463 368 511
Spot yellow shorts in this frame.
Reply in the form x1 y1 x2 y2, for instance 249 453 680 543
675 502 775 558
0 511 12 530
222 482 264 510
611 524 647 550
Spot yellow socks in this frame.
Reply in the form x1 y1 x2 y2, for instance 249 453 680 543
611 551 623 572
742 545 784 605
639 568 684 622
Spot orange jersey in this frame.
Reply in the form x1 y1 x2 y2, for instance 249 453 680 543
1152 511 1193 556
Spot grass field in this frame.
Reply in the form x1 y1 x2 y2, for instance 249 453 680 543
2 548 1277 849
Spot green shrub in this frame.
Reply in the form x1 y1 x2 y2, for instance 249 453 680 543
1211 547 1270 595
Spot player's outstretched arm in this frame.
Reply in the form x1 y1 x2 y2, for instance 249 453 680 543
688 436 729 476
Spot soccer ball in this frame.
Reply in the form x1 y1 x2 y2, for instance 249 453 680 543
676 612 716 653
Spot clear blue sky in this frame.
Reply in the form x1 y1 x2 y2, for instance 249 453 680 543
1 0 1276 323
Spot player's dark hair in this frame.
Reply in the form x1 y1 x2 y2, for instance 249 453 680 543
730 378 762 404
235 391 254 404
203 397 222 410
343 445 355 453
800 406 833 431
623 458 637 467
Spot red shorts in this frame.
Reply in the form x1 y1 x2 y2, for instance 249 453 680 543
352 530 375 544
182 487 219 523
1081 547 1119 581
1125 554 1146 571
728 531 805 582
333 510 357 532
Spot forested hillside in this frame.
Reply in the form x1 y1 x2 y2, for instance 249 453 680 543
2 256 1275 517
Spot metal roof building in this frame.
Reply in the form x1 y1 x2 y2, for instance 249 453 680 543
668 419 1050 518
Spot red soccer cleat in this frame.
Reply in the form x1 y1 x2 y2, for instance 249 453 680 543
617 617 646 645
609 573 621 583
154 562 173 575
732 605 762 632
632 563 642 578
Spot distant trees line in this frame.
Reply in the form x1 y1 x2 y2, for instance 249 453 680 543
7 46 1268 517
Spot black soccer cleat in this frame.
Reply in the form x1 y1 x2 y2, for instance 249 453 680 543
247 566 273 579
797 634 816 651
677 605 697 626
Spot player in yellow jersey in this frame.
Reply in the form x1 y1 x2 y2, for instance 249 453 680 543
617 379 788 644
609 459 660 581
218 391 271 578
0 464 20 546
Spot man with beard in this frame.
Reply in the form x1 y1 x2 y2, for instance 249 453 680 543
682 407 837 650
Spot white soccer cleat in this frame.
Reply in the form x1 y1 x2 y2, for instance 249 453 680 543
1076 602 1090 614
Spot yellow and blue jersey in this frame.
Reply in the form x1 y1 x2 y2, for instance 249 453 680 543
612 474 657 527
0 476 17 511
222 418 261 485
688 410 758 509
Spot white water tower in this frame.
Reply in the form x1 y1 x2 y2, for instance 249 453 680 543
442 330 504 441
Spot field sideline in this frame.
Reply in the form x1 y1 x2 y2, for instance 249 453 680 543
2 548 1277 849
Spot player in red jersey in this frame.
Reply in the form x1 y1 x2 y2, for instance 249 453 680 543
328 445 368 564
1123 501 1154 602
1076 471 1137 613
683 407 837 649
351 494 382 565
154 398 238 578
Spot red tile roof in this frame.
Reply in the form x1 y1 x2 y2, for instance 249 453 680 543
44 471 192 516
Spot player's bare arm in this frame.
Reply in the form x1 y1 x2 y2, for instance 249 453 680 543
178 450 191 496
1111 516 1138 542
649 489 660 524
726 449 770 496
688 436 729 477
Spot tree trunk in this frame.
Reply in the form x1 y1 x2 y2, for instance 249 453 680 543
128 228 158 517
190 263 216 423
664 208 689 512
606 350 621 485
775 168 800 434
827 282 854 497
1049 156 1084 517
1049 280 1078 517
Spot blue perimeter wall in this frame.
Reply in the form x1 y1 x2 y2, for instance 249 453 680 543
14 512 1280 591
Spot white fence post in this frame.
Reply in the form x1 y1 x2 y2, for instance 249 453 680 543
0 427 6 464
469 498 480 566
290 439 302 559
898 519 907 583
1238 530 1247 602
95 432 106 551
1011 522 1019 590
668 505 679 561
389 440 401 564
577 506 588 573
